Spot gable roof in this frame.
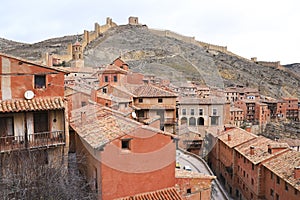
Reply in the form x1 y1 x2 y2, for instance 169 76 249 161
70 104 176 150
125 84 177 98
235 136 289 164
218 127 257 148
263 150 300 191
70 104 139 149
115 187 182 200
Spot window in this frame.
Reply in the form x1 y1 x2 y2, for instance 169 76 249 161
252 163 254 170
295 188 298 195
103 88 107 93
121 139 131 150
189 117 196 126
271 172 274 179
138 98 143 103
35 75 46 89
251 193 253 199
81 101 87 107
276 193 279 200
186 188 191 194
182 109 186 115
181 117 187 124
199 109 203 115
113 75 118 82
213 108 217 116
276 176 280 184
251 178 254 185
198 117 204 126
285 182 289 191
243 171 245 177
158 98 163 103
211 116 218 125
104 76 108 82
270 189 274 197
0 117 14 137
34 112 49 134
190 109 194 115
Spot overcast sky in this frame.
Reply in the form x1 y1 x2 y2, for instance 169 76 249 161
0 0 299 64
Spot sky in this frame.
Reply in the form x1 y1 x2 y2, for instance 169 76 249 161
0 0 299 65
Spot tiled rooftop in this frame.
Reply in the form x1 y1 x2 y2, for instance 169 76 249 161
235 136 289 164
70 104 140 149
218 128 257 148
230 107 244 112
0 97 65 113
178 96 225 104
263 150 300 191
115 187 182 200
175 169 215 179
126 84 177 98
70 104 175 149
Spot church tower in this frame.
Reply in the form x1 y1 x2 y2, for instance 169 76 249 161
70 37 84 68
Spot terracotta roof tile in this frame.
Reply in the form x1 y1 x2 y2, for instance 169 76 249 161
263 150 300 191
175 169 215 179
235 136 290 164
126 84 177 98
218 128 257 148
70 104 140 149
115 187 182 200
0 97 65 113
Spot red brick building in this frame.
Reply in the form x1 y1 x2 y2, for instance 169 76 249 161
234 137 289 200
262 150 300 200
208 125 300 200
209 128 257 196
175 169 215 200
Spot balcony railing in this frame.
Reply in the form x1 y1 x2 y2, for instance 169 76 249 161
0 131 65 153
164 118 176 124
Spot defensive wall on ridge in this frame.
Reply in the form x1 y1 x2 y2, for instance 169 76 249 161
46 16 282 69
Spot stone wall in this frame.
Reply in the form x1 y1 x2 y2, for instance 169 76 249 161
149 29 229 53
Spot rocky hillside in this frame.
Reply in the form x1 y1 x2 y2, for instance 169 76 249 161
284 63 300 76
1 24 299 99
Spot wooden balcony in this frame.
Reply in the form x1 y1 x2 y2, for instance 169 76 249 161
0 131 65 153
164 118 176 125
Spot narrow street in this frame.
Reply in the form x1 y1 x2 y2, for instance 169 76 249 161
176 150 231 200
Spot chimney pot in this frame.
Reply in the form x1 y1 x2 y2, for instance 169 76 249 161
294 166 300 179
250 146 255 155
228 134 231 141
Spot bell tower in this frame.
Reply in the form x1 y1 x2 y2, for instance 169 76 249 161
70 36 84 68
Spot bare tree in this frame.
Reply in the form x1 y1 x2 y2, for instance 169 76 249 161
0 150 97 200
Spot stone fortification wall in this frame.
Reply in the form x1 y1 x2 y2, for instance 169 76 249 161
82 17 117 49
149 29 228 53
251 57 282 68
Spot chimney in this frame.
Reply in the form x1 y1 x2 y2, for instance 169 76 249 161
245 126 252 133
250 146 255 155
81 111 86 123
228 134 231 141
268 144 272 154
295 167 300 179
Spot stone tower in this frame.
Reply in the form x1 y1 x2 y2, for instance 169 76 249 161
70 38 84 68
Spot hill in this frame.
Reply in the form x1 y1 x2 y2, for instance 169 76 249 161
0 24 299 99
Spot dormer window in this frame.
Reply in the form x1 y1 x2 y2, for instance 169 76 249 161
35 75 46 89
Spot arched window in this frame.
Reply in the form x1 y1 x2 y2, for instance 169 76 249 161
181 117 187 125
198 117 204 126
189 117 196 126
